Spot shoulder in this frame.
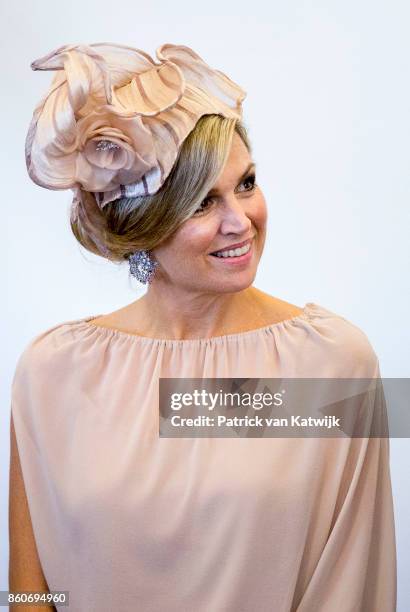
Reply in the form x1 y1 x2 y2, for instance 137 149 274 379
304 303 380 377
250 289 306 323
11 316 91 391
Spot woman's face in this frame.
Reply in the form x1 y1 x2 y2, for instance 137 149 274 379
152 132 267 294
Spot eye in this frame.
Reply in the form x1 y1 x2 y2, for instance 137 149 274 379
193 173 257 216
240 173 257 192
193 196 216 216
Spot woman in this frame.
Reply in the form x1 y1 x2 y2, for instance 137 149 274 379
10 42 396 611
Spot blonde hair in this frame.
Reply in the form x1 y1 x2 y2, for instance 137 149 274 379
70 114 252 263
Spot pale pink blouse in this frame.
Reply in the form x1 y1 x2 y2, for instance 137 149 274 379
10 302 397 611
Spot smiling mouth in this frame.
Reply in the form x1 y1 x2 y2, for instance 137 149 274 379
209 238 253 257
208 240 254 264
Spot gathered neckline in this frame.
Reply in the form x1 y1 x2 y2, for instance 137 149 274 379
76 302 319 346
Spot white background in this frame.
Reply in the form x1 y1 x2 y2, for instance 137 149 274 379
2 0 409 608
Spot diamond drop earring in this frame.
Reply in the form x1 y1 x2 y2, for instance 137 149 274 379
128 250 159 284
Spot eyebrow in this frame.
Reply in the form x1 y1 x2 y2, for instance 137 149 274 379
207 162 257 195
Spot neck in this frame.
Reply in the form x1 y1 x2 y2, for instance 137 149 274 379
133 284 268 340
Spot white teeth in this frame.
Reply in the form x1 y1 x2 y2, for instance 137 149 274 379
213 243 251 258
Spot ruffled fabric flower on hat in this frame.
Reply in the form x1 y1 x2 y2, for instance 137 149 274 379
25 42 246 209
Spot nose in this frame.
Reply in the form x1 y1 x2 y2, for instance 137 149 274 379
217 196 252 235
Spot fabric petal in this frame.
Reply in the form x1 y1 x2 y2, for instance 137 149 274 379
111 61 185 117
31 44 112 107
156 43 246 113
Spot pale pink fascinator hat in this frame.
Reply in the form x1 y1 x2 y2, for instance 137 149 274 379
25 42 247 212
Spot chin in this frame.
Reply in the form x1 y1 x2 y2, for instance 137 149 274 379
209 271 256 293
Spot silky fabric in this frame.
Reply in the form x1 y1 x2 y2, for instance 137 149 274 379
25 43 246 209
10 302 397 611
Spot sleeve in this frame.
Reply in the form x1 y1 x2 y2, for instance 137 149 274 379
295 361 397 611
9 331 66 596
10 337 45 457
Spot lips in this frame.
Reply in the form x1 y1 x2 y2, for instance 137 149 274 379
210 237 252 255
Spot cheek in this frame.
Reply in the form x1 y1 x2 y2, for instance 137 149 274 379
174 222 217 255
157 224 216 264
252 193 268 227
